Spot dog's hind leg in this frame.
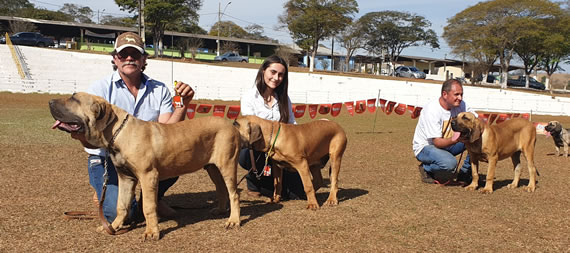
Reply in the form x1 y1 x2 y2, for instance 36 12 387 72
215 159 240 228
507 151 522 189
523 136 538 192
205 164 229 214
324 153 342 206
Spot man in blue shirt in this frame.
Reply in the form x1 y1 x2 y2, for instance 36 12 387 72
71 32 195 222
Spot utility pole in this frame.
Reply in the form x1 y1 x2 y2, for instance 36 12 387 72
139 0 145 44
97 9 105 24
331 37 334 71
217 1 231 56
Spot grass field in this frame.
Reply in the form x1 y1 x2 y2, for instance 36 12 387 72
1 92 569 251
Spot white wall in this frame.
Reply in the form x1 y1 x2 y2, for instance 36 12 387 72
1 45 569 116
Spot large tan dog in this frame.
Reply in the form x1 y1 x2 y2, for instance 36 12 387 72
234 115 347 209
450 112 538 193
49 92 240 240
544 121 569 157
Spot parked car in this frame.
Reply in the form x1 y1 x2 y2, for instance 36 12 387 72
394 66 426 79
0 32 55 47
507 76 545 90
474 74 497 84
214 52 248 63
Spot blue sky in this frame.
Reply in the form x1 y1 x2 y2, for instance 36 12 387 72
31 0 569 72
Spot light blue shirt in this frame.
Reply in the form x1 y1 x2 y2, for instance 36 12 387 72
85 71 174 155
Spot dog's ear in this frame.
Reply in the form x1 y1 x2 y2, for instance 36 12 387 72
91 102 117 131
249 123 263 145
469 117 483 143
554 123 562 133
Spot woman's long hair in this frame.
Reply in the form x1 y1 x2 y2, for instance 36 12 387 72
255 55 290 123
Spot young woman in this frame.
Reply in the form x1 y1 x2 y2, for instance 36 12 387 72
239 55 305 199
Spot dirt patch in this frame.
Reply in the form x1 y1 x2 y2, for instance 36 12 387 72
1 92 569 251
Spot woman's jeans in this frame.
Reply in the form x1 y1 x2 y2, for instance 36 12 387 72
88 155 178 222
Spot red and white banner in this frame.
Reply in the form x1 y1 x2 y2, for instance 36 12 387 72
213 105 226 117
197 104 212 113
227 105 240 119
385 101 396 115
367 99 377 113
355 100 366 114
293 104 307 118
186 103 197 119
331 103 342 117
344 101 354 116
411 107 422 119
308 104 318 119
394 103 406 115
319 104 331 115
379 99 387 112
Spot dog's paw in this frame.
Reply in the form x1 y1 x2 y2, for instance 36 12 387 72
306 203 320 210
524 185 536 192
506 183 518 189
142 229 160 241
324 199 338 206
464 184 478 191
480 187 493 194
224 219 240 229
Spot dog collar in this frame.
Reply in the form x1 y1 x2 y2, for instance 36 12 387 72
107 114 130 152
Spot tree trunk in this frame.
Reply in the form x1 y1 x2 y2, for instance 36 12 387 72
310 50 316 72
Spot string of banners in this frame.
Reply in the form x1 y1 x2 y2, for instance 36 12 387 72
184 99 548 135
184 98 423 120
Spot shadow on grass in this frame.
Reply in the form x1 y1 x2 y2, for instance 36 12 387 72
316 187 368 204
159 190 283 237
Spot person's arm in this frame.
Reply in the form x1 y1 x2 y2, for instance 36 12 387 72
432 136 459 148
158 82 194 124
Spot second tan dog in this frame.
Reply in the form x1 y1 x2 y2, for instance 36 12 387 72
451 112 538 193
49 92 241 240
234 115 347 209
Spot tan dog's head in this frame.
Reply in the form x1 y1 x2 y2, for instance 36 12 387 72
49 92 118 147
233 115 267 151
450 112 482 143
544 121 562 134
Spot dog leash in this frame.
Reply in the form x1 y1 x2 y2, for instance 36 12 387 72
258 123 281 179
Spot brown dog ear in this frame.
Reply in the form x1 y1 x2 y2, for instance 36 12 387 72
91 102 117 131
554 123 562 133
249 123 263 145
469 118 482 143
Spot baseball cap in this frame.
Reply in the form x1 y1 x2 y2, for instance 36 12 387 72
114 32 145 54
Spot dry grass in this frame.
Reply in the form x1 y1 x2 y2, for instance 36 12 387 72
1 92 569 252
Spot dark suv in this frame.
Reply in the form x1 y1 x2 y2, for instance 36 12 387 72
507 76 545 90
0 32 55 47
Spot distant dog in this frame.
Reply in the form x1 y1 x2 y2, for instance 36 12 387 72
49 92 241 240
234 115 347 210
451 112 538 193
544 121 569 157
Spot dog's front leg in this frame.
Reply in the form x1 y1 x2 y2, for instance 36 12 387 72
296 161 319 210
271 166 283 203
481 156 498 193
465 159 479 191
564 143 568 157
110 172 137 232
139 169 160 241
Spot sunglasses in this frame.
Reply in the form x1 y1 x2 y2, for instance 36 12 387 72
115 49 143 60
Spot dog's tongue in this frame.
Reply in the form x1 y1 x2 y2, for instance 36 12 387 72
51 120 62 129
451 131 461 141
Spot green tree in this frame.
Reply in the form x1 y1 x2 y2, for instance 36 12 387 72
336 18 366 72
444 0 560 88
359 11 439 76
279 0 358 72
208 20 248 38
0 0 33 16
59 3 93 23
100 15 137 27
540 13 570 92
244 24 276 42
116 0 202 56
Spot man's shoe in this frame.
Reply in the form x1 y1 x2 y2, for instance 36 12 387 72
456 172 472 185
418 164 435 184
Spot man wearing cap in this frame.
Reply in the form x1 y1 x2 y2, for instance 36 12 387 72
412 79 475 185
71 32 195 222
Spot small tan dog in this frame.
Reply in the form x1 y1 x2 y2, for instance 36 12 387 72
544 121 569 157
234 115 347 209
450 112 538 193
49 92 241 240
